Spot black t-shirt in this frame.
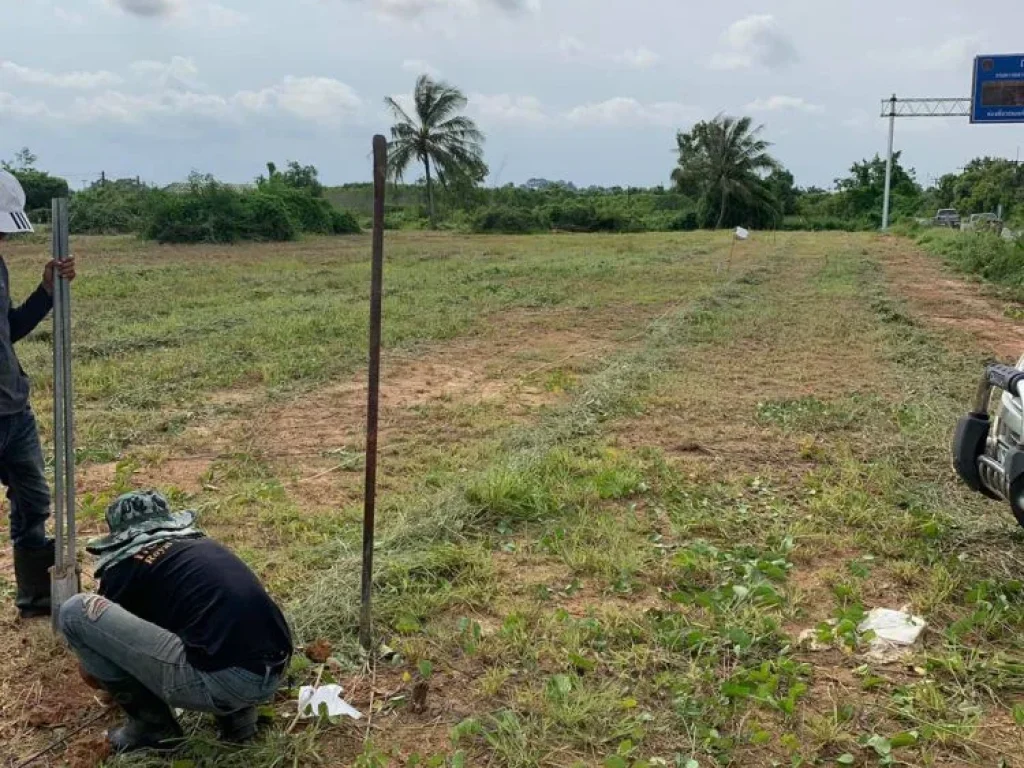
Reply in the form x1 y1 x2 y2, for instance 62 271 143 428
99 538 293 672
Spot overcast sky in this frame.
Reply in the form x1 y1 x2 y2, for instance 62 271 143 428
3 0 1023 189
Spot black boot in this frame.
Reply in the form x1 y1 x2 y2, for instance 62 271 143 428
13 541 54 619
216 705 258 743
105 678 183 754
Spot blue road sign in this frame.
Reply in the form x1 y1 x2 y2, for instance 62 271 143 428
972 55 1024 123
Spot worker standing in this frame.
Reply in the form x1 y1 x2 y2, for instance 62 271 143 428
0 169 76 618
59 491 293 753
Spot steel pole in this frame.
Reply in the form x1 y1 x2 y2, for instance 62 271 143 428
50 198 79 633
51 200 65 574
882 94 896 230
359 135 388 651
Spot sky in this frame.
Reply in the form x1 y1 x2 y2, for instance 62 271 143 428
2 0 1024 190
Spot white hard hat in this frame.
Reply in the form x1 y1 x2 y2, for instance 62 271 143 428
0 170 35 234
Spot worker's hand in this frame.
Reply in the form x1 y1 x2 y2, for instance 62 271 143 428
42 256 76 296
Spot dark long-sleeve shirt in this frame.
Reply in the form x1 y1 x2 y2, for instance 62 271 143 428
0 257 52 416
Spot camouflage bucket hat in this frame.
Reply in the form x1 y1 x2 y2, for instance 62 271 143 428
86 490 197 555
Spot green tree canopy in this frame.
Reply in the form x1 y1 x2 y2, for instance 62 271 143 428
2 147 69 212
385 75 487 227
671 115 780 229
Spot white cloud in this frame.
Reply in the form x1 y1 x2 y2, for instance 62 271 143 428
709 14 798 71
564 97 699 128
888 34 982 72
54 7 86 24
471 93 548 123
350 0 538 20
106 0 246 25
746 95 823 113
559 35 586 59
402 59 441 77
130 57 203 90
107 0 183 16
206 3 247 26
6 74 362 128
0 92 58 119
0 60 123 89
614 47 659 70
235 77 363 125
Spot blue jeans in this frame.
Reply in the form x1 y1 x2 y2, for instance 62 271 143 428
59 594 283 715
0 409 50 549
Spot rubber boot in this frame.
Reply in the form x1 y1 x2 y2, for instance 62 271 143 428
216 705 258 743
13 541 54 619
105 678 183 754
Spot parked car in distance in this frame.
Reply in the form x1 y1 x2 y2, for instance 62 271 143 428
962 212 1003 233
934 209 961 229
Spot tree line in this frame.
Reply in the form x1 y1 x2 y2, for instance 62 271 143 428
5 74 1024 242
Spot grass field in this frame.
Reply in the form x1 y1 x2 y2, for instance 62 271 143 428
2 231 1024 767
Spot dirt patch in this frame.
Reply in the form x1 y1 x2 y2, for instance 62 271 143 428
877 236 1024 358
0 621 107 766
78 456 213 497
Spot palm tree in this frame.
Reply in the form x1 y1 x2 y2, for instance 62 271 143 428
385 75 487 227
672 115 779 229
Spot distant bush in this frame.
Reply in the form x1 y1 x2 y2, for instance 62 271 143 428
472 207 541 234
329 208 360 234
241 193 298 241
780 215 873 232
145 178 246 244
544 203 633 232
71 180 154 235
142 173 359 244
9 169 69 211
668 210 700 231
270 187 333 234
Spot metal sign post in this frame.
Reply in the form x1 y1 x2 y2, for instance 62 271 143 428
50 198 79 632
878 96 970 229
359 136 387 651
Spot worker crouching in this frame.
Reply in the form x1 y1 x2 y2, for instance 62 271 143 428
58 491 293 753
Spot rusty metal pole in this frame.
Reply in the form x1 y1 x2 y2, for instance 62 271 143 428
360 135 387 651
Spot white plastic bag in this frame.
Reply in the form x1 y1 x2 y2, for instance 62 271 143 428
298 684 363 721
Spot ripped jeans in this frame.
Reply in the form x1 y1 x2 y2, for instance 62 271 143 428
59 594 283 715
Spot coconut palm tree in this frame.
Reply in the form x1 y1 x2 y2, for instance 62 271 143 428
385 75 487 227
672 114 779 229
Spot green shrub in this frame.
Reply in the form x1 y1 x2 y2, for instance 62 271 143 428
142 174 360 243
472 206 541 234
918 231 1024 286
145 179 246 244
668 210 700 231
270 187 333 234
780 215 873 232
241 193 298 241
71 181 154 235
329 208 360 234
